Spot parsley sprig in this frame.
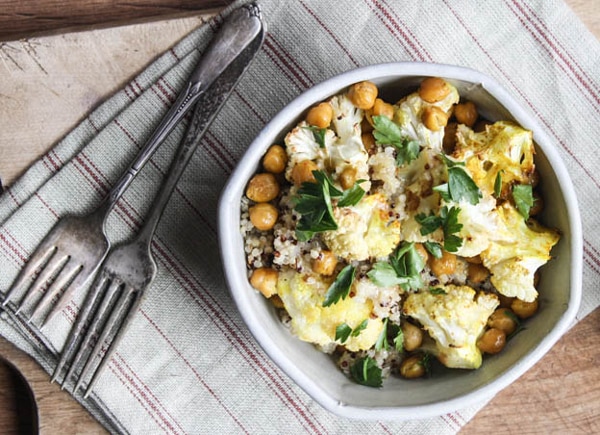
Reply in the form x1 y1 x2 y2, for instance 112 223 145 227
415 205 463 253
367 242 425 291
375 318 404 352
323 264 356 307
303 125 327 148
372 115 420 166
292 170 365 242
350 356 383 388
434 155 482 205
336 319 368 343
512 184 534 220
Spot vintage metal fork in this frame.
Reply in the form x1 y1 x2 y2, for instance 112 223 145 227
2 3 262 327
51 3 265 397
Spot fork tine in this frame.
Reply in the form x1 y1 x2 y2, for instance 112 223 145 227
40 262 101 329
29 261 83 323
16 248 68 316
51 273 110 384
62 277 123 387
75 284 137 396
2 245 56 308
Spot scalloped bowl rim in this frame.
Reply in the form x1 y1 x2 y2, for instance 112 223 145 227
218 62 582 420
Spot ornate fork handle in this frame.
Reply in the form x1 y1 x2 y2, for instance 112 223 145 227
96 4 263 220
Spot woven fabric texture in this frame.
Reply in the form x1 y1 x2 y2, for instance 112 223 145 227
0 0 599 433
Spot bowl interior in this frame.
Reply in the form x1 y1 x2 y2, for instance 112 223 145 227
219 63 582 419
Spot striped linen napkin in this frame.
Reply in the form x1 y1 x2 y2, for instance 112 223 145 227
1 0 599 433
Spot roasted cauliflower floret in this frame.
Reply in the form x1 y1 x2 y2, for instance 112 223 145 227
330 93 363 141
453 121 536 197
276 269 384 352
283 121 335 182
480 202 560 302
403 285 499 369
393 84 459 152
322 193 401 261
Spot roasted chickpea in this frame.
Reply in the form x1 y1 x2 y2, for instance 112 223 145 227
312 250 338 276
402 322 424 352
291 160 318 186
262 145 287 174
477 328 506 354
306 102 333 128
361 132 376 151
497 293 515 309
487 308 518 336
428 250 457 277
413 243 429 264
453 101 478 127
442 122 458 154
348 81 378 110
419 77 451 103
339 167 357 190
249 203 278 231
465 255 483 264
270 294 285 309
249 268 278 298
370 98 394 119
474 119 492 132
422 106 448 131
246 173 280 202
530 192 544 216
467 262 490 284
511 298 539 319
400 354 427 379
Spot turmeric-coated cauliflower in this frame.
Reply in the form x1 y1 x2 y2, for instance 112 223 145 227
321 193 401 261
403 285 499 369
480 203 560 302
276 269 384 352
452 121 536 197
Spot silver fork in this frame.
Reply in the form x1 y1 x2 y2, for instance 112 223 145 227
51 3 265 397
1 4 260 328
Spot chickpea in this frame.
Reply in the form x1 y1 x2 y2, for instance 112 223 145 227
249 268 278 298
467 262 490 284
246 173 280 202
401 322 424 352
419 77 451 103
312 250 338 276
442 122 458 154
453 101 478 127
422 106 448 131
474 119 492 132
465 255 482 264
497 293 515 309
477 328 506 354
306 102 333 128
270 294 285 309
413 243 429 264
428 250 457 277
511 298 539 319
370 98 394 119
361 132 376 151
487 308 518 336
530 192 544 216
339 167 357 190
249 203 278 231
400 354 427 379
348 81 378 110
291 160 318 186
262 145 287 174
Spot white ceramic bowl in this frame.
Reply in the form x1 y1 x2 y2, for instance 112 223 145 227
218 63 582 420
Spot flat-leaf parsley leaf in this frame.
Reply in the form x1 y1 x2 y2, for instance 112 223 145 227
372 115 420 166
323 264 356 307
350 356 383 387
